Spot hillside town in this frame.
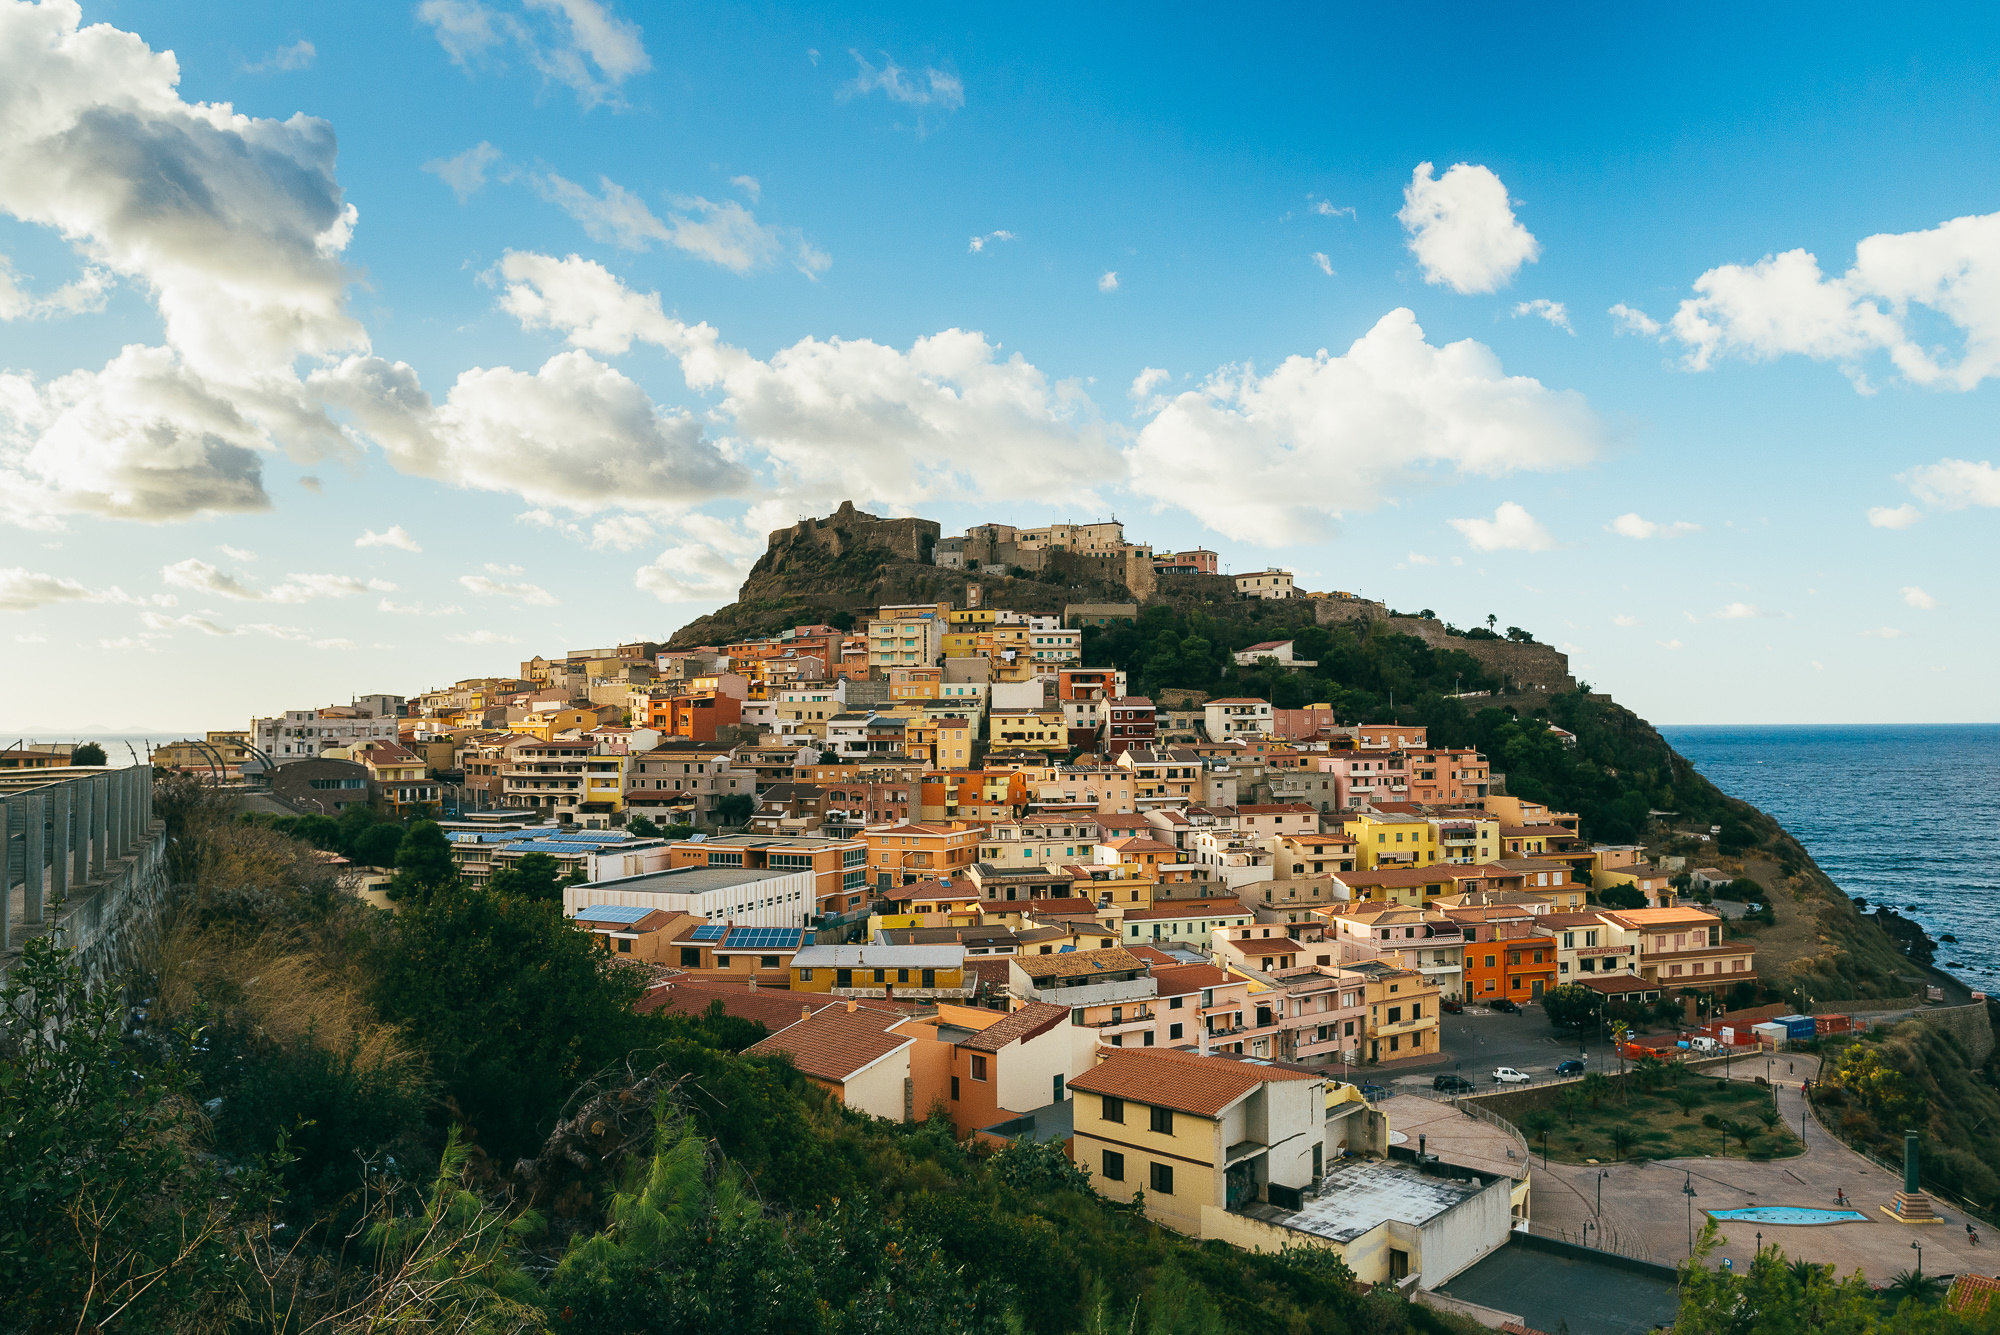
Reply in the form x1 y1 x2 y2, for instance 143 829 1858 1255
133 514 1785 1297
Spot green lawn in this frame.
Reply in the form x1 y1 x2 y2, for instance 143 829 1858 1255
1522 1075 1805 1165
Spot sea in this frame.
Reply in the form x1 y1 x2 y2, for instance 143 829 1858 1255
1660 724 2000 989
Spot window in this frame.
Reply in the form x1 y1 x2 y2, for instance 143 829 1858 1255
971 1055 988 1081
1168 1022 1183 1040
1169 995 1184 1010
616 938 632 954
1101 1095 1124 1124
1102 1150 1125 1181
680 948 701 968
1150 1105 1173 1135
1150 1163 1174 1194
951 1076 960 1101
1387 1007 1401 1024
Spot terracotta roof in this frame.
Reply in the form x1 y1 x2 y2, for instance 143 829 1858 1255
1233 803 1318 814
1577 975 1658 995
1124 899 1250 922
1229 937 1305 957
1124 944 1186 967
1151 963 1231 996
1335 866 1463 888
743 1004 915 1082
1603 907 1722 928
956 1001 1069 1052
1538 911 1616 927
636 980 902 1027
992 896 1103 916
1949 1274 2000 1317
1068 1047 1320 1119
880 877 975 903
965 957 1014 991
1014 946 1145 979
1105 837 1178 855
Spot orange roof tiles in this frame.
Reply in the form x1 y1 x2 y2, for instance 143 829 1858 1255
743 1004 915 1083
1068 1047 1319 1118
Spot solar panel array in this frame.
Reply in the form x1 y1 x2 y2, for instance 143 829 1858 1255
546 831 631 843
689 924 729 941
723 927 805 950
576 904 653 924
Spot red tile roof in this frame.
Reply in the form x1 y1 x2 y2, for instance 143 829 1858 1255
1068 1047 1320 1118
955 1001 1069 1053
1229 937 1305 956
743 1004 916 1082
1151 963 1231 996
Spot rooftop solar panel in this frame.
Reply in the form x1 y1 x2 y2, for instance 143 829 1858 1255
690 924 728 941
575 904 652 924
722 927 805 950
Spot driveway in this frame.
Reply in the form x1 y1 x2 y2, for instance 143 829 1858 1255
1527 1054 1992 1281
1414 1005 1616 1090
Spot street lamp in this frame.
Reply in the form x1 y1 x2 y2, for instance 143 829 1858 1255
1755 1230 1762 1258
1683 1173 1698 1255
1912 1239 1923 1276
1597 1168 1609 1218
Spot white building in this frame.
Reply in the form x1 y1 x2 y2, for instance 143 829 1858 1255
1204 698 1274 741
251 704 400 767
564 863 816 928
1233 570 1297 599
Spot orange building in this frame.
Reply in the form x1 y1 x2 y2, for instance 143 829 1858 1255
867 821 986 889
1453 915 1558 1003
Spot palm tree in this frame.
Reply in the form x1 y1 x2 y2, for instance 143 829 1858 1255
1581 1072 1610 1110
1724 1120 1757 1148
1558 1087 1585 1127
1758 1106 1780 1131
1608 1124 1637 1161
1674 1087 1701 1119
1521 1110 1558 1164
1886 1269 1946 1305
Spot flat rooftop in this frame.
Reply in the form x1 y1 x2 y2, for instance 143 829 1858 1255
1237 1159 1485 1244
1436 1241 1678 1335
590 865 801 893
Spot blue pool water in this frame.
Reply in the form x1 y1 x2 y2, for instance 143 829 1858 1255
1705 1206 1868 1225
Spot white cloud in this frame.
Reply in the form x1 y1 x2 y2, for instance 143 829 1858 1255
0 3 371 530
1712 602 1778 620
1403 552 1438 566
141 610 237 635
1901 458 2000 510
447 629 521 644
244 40 315 74
1659 211 2000 391
1513 298 1572 333
458 573 556 604
1860 626 1905 639
490 251 1121 514
1867 503 1923 529
1098 271 1119 293
1613 614 1640 627
1311 252 1335 277
485 562 523 575
357 525 422 551
423 142 503 202
0 257 113 320
589 514 655 550
160 558 378 603
1656 638 1684 650
1900 585 1939 610
1608 512 1700 539
531 172 828 277
218 545 257 562
1447 502 1558 553
1608 303 1662 336
729 174 760 202
635 539 749 602
1129 367 1171 401
418 0 649 109
968 229 1015 253
1127 309 1600 543
847 50 964 110
0 568 105 612
1397 162 1540 294
1310 199 1354 219
314 347 748 513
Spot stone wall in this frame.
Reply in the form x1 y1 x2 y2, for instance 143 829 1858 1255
764 500 939 566
1911 1002 1996 1065
2 821 168 993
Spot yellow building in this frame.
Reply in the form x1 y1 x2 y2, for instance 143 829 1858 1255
519 708 600 742
888 666 942 702
1342 812 1439 869
788 943 968 997
989 707 1067 753
1348 959 1441 1063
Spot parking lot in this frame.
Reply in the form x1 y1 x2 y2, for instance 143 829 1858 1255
1394 1003 1625 1092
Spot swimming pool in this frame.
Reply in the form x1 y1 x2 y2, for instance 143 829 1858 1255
1706 1206 1870 1226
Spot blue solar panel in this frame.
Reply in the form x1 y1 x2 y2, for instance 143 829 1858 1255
689 924 728 941
576 904 652 923
723 927 804 950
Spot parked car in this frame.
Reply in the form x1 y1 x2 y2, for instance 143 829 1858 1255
1433 1074 1477 1094
1358 1084 1391 1102
1489 998 1520 1013
1492 1067 1532 1085
1556 1060 1586 1077
1441 998 1464 1014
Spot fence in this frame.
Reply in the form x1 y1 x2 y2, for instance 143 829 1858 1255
1802 1086 2000 1232
2 766 155 952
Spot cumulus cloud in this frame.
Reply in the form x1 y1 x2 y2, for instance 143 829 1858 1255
1711 602 1778 619
531 171 828 276
0 567 107 612
458 573 556 604
1901 585 1939 610
490 251 1121 514
1098 271 1119 293
1447 502 1558 553
1609 303 1662 336
418 0 649 109
1397 162 1540 294
847 50 964 110
423 141 503 202
1513 298 1572 332
1868 503 1923 529
0 2 371 529
0 257 113 320
1648 211 2000 391
967 229 1015 253
141 610 237 635
1129 367 1171 401
1656 638 1684 650
635 539 750 602
588 514 655 550
1901 458 2000 510
161 558 382 603
244 39 315 73
1608 512 1700 539
1126 308 1600 543
1309 199 1354 219
356 525 422 551
1312 252 1335 277
218 545 257 561
1613 614 1640 627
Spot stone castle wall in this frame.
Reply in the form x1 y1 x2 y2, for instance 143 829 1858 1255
767 500 939 565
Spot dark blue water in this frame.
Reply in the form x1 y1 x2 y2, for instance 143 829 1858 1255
1660 725 2000 986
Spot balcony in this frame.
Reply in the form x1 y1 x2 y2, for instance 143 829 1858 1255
1080 1010 1155 1029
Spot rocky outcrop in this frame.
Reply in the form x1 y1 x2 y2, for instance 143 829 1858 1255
761 501 938 569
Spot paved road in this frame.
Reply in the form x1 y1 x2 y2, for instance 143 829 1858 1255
1406 1005 1622 1090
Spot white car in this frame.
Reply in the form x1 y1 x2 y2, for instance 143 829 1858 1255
1492 1067 1532 1085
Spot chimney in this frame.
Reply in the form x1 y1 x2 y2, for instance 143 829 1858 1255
847 997 858 1013
1199 1016 1210 1057
801 1005 812 1023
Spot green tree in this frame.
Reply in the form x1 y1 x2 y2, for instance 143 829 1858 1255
350 821 405 868
1543 982 1600 1034
1558 1087 1585 1126
1598 882 1648 910
1580 1071 1611 1109
626 815 661 839
714 793 756 826
70 741 107 766
0 938 278 1332
1608 1124 1637 1160
488 851 572 905
1674 1086 1701 1118
386 818 456 902
371 885 652 1160
1520 1109 1558 1163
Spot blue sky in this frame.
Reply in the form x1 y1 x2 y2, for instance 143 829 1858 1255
4 0 1999 734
